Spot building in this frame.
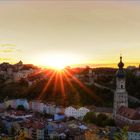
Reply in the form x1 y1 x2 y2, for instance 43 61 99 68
16 99 29 110
65 106 77 118
113 56 128 117
22 120 45 140
13 69 35 82
135 65 140 77
94 107 113 118
65 106 89 119
30 100 44 112
77 107 90 119
113 56 140 140
5 99 29 110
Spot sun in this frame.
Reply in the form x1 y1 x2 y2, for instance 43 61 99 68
39 53 76 70
49 60 66 70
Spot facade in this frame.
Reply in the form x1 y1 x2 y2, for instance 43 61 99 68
128 132 140 140
55 106 65 114
113 57 140 140
65 106 89 119
5 99 29 109
5 100 16 109
65 106 77 118
16 99 29 110
13 69 34 82
94 107 113 118
113 56 128 117
77 107 90 119
30 100 44 112
22 121 45 140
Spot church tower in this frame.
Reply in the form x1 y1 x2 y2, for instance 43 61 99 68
113 56 128 117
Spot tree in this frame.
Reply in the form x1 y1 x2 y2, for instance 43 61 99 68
83 112 96 123
114 126 128 140
96 113 108 127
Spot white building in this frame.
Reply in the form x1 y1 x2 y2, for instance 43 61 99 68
77 107 90 119
65 106 89 119
30 100 44 112
113 56 128 117
5 99 16 109
55 106 65 114
113 57 140 140
16 99 29 109
5 99 29 109
128 131 140 140
65 106 77 118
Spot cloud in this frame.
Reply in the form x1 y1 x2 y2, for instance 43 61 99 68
0 49 14 53
0 43 22 53
0 44 16 47
0 57 12 61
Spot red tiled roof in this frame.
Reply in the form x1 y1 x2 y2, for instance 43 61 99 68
116 120 140 132
129 124 140 132
117 106 140 120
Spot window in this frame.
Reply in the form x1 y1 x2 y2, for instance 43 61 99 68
121 85 123 89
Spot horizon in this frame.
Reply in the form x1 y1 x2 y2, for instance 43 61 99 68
1 59 139 69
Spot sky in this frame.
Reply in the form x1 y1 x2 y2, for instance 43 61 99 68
0 0 140 68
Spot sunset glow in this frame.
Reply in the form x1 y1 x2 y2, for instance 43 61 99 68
0 1 140 67
37 53 82 70
44 54 72 70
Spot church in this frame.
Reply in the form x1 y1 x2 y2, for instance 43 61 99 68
113 56 140 140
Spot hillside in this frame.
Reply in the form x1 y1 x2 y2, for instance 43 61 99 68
0 77 113 107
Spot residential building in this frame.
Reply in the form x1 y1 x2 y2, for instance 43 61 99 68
65 106 77 118
77 107 90 119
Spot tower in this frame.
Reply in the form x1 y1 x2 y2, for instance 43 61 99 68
113 56 128 117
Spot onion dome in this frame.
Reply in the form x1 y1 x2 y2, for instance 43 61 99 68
116 56 125 78
118 56 124 69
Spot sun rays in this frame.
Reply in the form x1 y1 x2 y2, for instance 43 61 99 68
37 68 101 105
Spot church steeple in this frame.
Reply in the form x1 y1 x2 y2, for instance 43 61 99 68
118 56 124 69
116 56 125 78
113 56 128 117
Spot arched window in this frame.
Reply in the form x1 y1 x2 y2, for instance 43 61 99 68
121 84 123 89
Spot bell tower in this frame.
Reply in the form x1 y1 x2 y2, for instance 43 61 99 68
113 56 128 117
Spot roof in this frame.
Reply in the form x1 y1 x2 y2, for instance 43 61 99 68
116 120 140 132
95 107 113 113
128 124 140 132
23 120 45 130
117 106 140 120
32 122 44 130
116 56 125 78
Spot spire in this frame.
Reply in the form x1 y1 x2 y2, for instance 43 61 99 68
116 56 125 78
118 55 124 69
120 55 122 62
